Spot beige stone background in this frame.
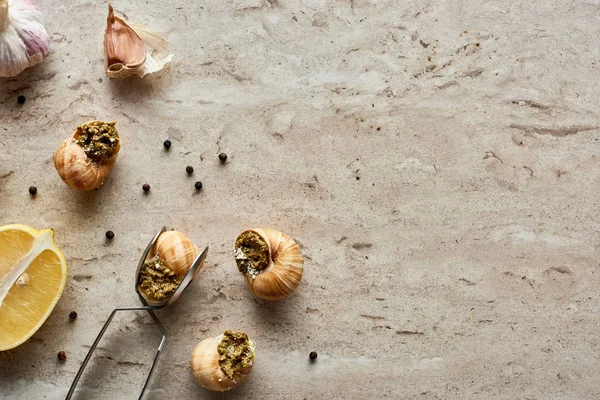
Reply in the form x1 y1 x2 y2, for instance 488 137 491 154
1 0 600 398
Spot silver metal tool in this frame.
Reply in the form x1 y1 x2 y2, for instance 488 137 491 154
66 227 208 399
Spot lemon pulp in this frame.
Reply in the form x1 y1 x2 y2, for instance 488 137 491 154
0 225 68 351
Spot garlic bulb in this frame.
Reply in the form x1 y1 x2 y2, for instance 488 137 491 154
104 4 172 78
53 121 120 191
138 230 203 303
235 228 304 300
0 0 49 77
191 331 255 392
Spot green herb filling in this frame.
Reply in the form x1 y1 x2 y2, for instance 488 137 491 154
217 330 255 378
74 120 119 163
234 231 269 278
138 255 182 302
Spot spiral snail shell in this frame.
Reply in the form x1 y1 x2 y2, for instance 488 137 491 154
191 330 255 392
138 230 202 303
153 231 201 277
53 120 120 191
235 228 304 300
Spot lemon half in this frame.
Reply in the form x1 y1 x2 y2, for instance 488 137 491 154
0 225 68 351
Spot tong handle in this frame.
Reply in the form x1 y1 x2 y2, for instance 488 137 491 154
65 306 166 400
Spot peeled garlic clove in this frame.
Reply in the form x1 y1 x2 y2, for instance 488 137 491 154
191 330 255 392
104 3 145 78
154 231 202 277
235 228 304 300
138 230 202 303
103 3 172 78
53 121 120 191
0 0 50 77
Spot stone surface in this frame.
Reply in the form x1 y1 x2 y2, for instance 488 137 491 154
1 0 600 398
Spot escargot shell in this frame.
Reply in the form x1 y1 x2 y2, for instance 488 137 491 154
153 230 202 277
191 331 255 391
53 120 120 191
235 228 304 300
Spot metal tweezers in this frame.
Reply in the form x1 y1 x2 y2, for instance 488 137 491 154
65 227 208 399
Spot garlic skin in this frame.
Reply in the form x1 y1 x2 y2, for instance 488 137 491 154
235 228 304 301
153 231 202 277
0 0 49 77
53 121 120 191
191 332 255 392
104 3 173 78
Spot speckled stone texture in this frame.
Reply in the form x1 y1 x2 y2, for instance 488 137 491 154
1 0 600 398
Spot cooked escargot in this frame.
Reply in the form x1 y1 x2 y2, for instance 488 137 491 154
138 231 203 302
235 228 304 300
191 330 255 392
53 120 120 191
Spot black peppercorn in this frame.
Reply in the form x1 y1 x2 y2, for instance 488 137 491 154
17 95 26 105
218 153 228 162
186 166 194 174
194 181 203 191
309 351 318 360
29 186 37 196
163 139 172 149
69 311 77 320
57 351 67 361
142 183 150 192
105 231 114 240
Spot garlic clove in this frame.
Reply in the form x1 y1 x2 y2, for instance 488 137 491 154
191 331 255 392
153 231 202 277
53 120 120 191
103 3 172 78
235 229 304 300
104 3 146 78
0 0 50 77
